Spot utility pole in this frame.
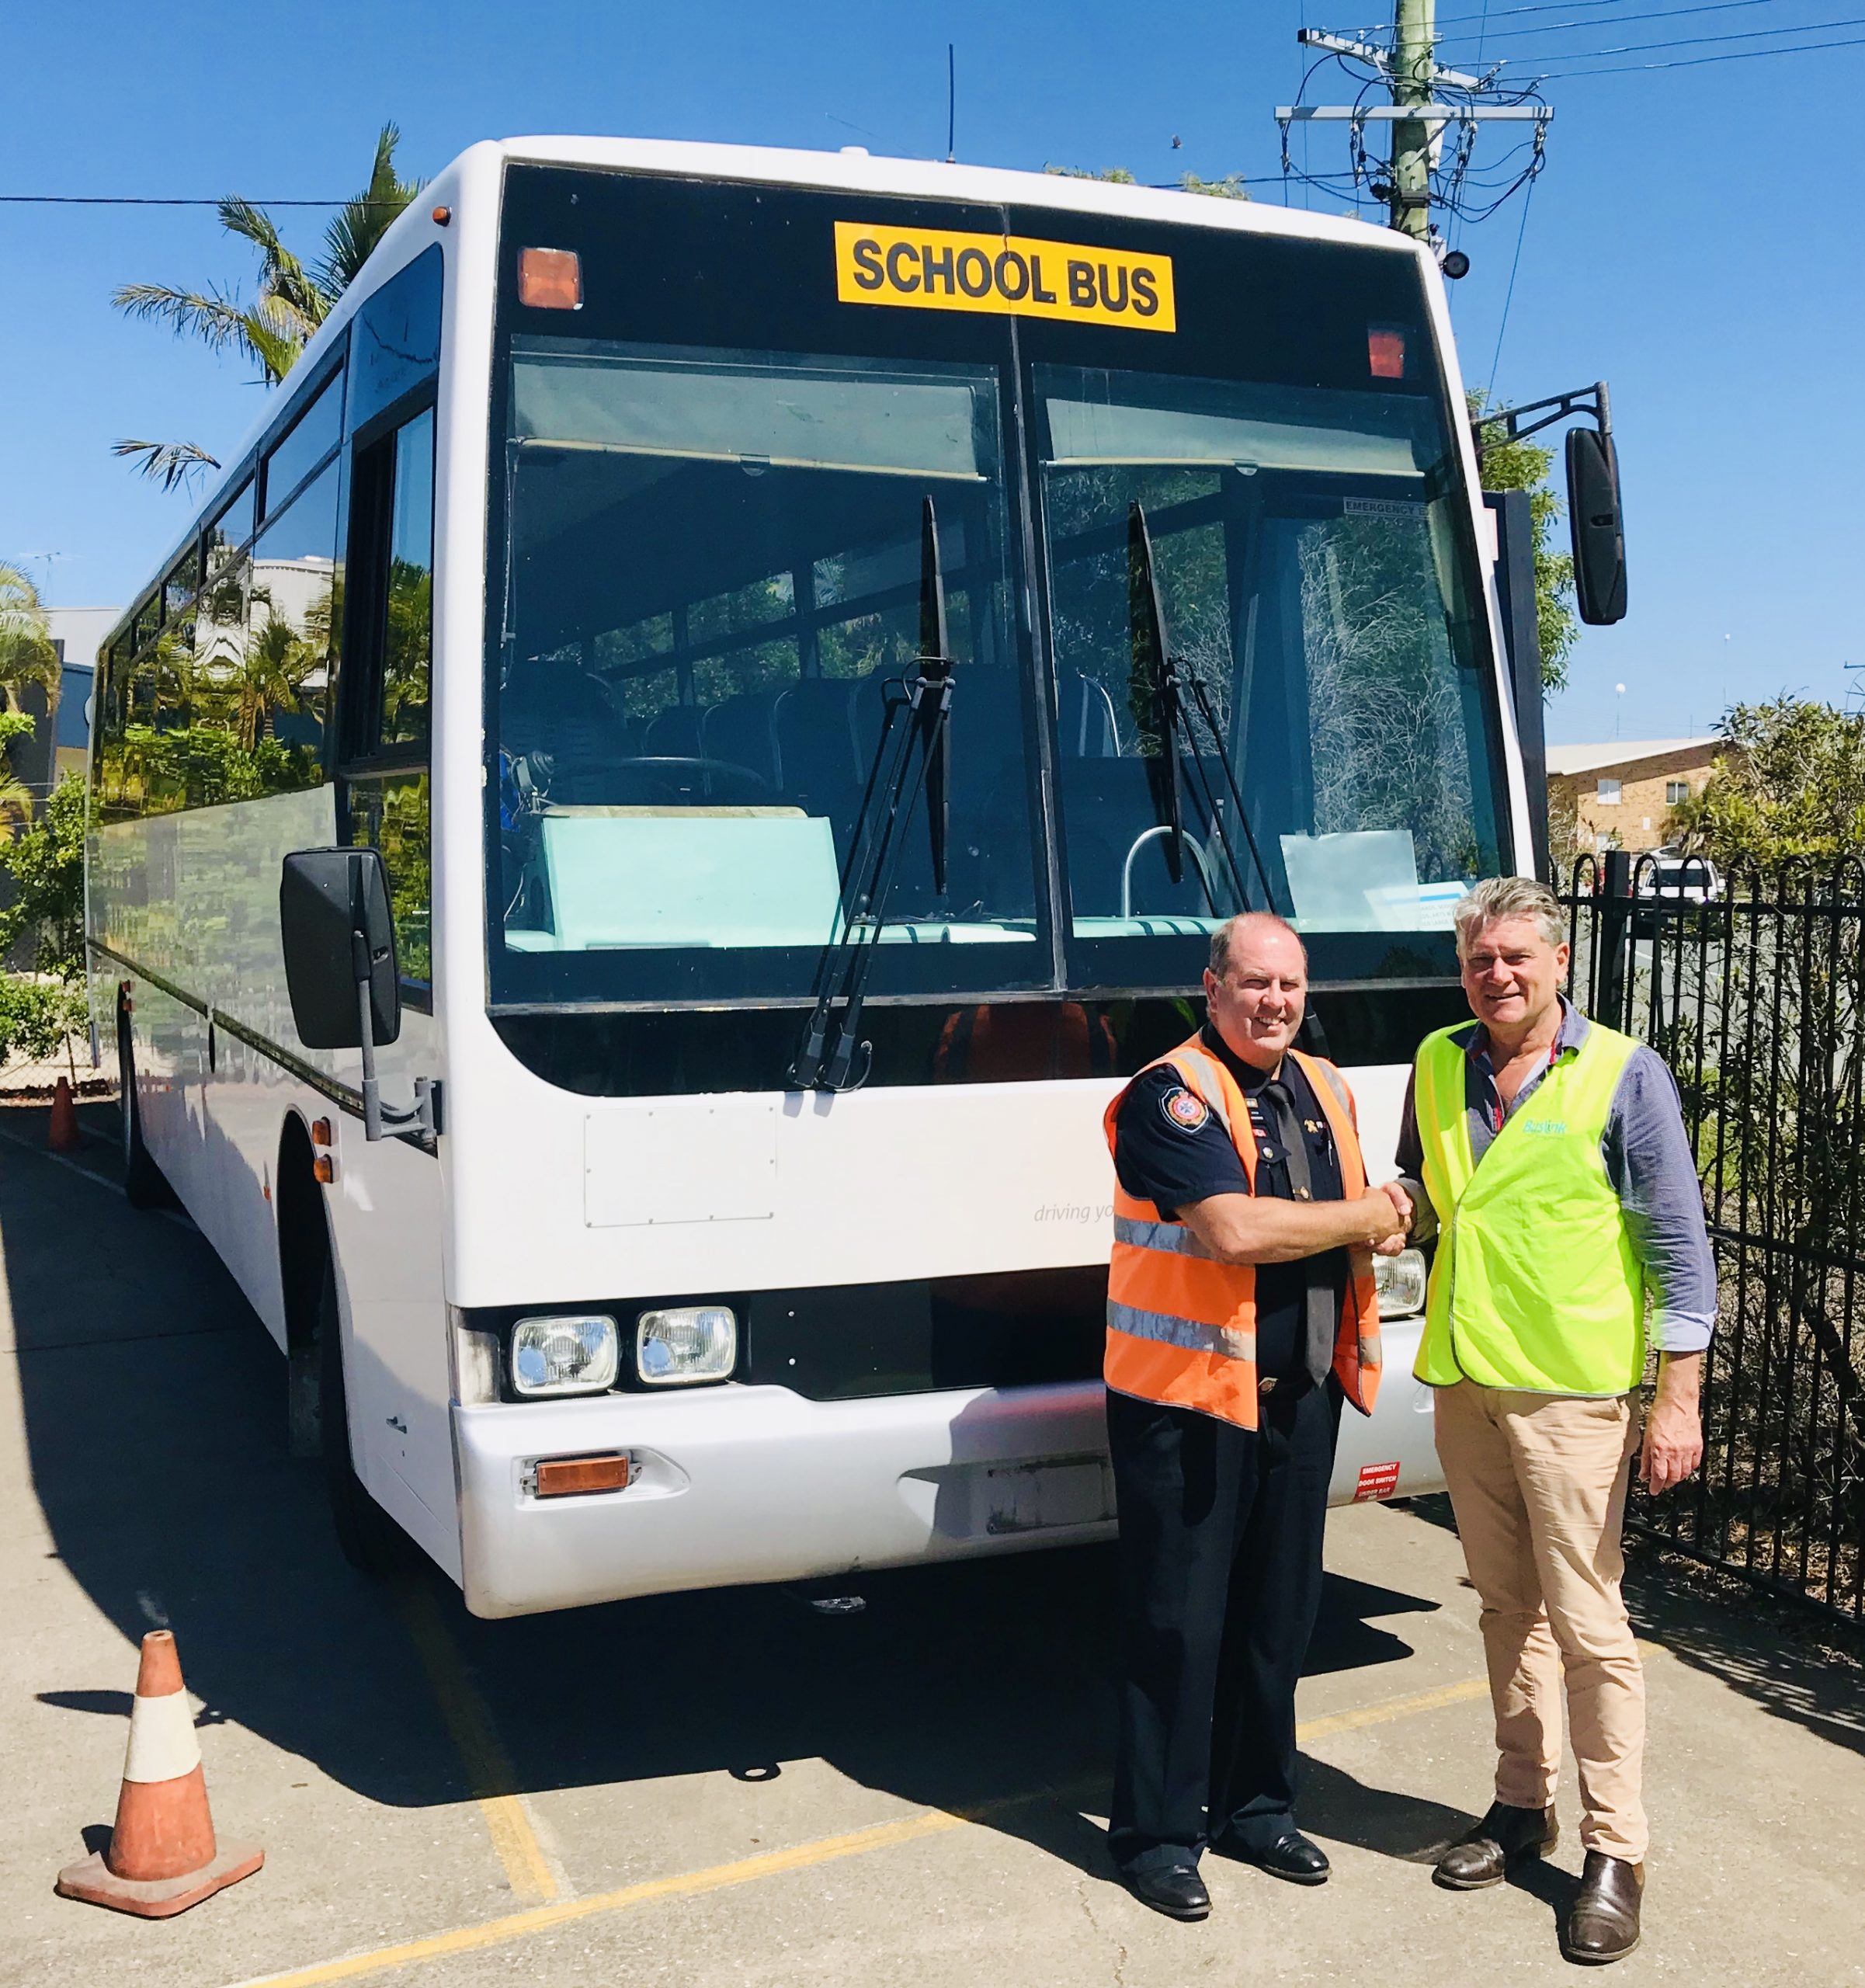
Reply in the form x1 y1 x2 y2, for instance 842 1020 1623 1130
1276 9 1550 258
1391 0 1436 240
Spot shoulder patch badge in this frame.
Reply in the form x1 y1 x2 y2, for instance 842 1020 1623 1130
1160 1085 1210 1132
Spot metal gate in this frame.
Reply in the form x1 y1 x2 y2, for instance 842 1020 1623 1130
1555 853 1865 1621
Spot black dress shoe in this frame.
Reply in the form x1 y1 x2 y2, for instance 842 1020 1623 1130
1563 1851 1643 1963
1122 1861 1211 1921
1217 1830 1331 1885
1433 1801 1559 1891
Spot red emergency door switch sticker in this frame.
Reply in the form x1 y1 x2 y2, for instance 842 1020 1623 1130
1354 1461 1402 1503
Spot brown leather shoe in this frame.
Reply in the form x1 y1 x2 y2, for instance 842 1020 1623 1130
1433 1801 1558 1890
1563 1851 1644 1963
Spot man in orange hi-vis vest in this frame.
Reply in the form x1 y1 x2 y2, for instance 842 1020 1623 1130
1103 912 1408 1922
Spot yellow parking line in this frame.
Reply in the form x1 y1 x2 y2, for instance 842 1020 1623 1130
394 1584 561 1906
226 1812 967 1988
1297 1675 1492 1743
224 1656 1530 1988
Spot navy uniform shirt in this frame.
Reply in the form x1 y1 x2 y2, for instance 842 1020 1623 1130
1113 1026 1348 1381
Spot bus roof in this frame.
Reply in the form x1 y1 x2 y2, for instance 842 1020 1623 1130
106 135 1429 659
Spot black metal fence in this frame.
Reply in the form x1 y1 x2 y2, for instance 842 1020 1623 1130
1554 853 1865 1621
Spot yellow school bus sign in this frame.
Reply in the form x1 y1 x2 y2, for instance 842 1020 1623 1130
835 221 1176 333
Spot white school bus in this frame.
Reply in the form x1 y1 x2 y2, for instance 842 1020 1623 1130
87 138 1580 1617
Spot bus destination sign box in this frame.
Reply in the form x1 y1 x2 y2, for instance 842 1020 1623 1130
835 222 1176 332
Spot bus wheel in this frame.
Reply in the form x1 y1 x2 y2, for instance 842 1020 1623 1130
116 1018 174 1211
318 1257 408 1577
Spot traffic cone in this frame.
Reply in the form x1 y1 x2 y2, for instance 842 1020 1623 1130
54 1631 262 1918
48 1076 80 1153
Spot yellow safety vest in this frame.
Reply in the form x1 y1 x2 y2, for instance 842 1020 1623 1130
1412 1019 1647 1395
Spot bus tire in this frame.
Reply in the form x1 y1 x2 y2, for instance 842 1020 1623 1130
318 1256 408 1577
117 1017 174 1211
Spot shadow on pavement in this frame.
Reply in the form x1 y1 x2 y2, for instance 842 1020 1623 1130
1388 1488 1865 1764
5 1100 1471 1885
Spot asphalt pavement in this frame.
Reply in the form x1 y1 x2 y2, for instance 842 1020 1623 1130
2 1096 1862 1987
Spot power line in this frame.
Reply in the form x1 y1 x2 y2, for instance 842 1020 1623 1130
1540 27 1865 71
1488 11 1865 61
1439 0 1788 41
0 195 402 208
1429 0 1680 21
1487 171 1537 399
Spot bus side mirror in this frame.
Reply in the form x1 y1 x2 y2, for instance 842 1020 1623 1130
280 847 401 1051
1566 426 1627 625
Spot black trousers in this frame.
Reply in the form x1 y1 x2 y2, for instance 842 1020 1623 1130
1106 1379 1342 1873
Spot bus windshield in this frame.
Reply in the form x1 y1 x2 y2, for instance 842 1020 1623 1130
485 167 1509 1015
1035 360 1505 986
491 338 1041 1008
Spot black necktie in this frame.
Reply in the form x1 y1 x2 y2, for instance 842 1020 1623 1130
1264 1077 1338 1389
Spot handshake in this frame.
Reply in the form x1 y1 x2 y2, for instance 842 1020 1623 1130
1354 1179 1415 1256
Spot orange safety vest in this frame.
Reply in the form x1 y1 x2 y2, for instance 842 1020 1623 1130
1102 1034 1383 1433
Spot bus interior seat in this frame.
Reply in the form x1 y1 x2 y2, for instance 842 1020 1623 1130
1058 671 1122 759
700 691 781 785
642 704 705 759
772 678 863 801
502 656 634 800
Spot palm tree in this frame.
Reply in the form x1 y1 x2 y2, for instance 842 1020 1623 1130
235 615 319 752
113 125 423 486
0 563 60 829
0 562 60 711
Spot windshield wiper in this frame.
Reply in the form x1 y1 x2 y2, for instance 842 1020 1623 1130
789 496 957 1093
1127 499 1275 914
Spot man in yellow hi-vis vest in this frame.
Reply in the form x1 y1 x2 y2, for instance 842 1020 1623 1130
1103 912 1408 1921
1392 877 1713 1966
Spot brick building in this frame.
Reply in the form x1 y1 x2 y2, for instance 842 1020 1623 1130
1544 737 1724 856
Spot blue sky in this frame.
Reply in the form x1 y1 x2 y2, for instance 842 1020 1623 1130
3 0 1858 746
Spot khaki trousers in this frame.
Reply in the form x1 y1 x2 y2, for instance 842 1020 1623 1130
1434 1381 1647 1862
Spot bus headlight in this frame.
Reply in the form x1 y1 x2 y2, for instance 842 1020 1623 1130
510 1314 620 1397
1374 1248 1428 1319
637 1306 737 1385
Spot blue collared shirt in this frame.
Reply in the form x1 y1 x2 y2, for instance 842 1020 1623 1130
1394 997 1717 1354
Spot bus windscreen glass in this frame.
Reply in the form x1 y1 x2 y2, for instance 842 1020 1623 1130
493 339 1040 1005
1034 361 1504 984
485 168 1509 1014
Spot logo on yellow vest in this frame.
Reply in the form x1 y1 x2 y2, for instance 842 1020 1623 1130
834 221 1176 332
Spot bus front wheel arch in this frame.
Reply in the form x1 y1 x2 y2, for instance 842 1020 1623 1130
276 1114 406 1576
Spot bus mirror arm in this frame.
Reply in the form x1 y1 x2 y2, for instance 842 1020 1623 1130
280 847 436 1150
347 882 438 1150
1474 381 1626 627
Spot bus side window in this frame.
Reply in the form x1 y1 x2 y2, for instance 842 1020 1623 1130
340 403 435 997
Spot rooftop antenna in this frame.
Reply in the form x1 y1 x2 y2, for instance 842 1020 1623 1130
946 43 956 163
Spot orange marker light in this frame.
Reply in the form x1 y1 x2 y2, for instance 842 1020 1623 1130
534 1453 631 1499
313 1156 335 1185
431 205 452 227
1368 328 1405 380
311 1118 332 1147
519 247 582 311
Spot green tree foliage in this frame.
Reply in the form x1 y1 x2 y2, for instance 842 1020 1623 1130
112 125 422 484
1471 397 1578 694
0 772 86 978
1669 697 1865 867
0 562 61 828
0 975 86 1069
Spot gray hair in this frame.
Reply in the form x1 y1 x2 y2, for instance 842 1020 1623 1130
1453 876 1567 956
1208 912 1305 978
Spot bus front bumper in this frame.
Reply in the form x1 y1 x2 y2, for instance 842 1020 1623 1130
452 1379 1117 1618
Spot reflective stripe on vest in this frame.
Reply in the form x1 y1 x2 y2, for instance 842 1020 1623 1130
1411 1018 1647 1395
1103 1034 1383 1431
